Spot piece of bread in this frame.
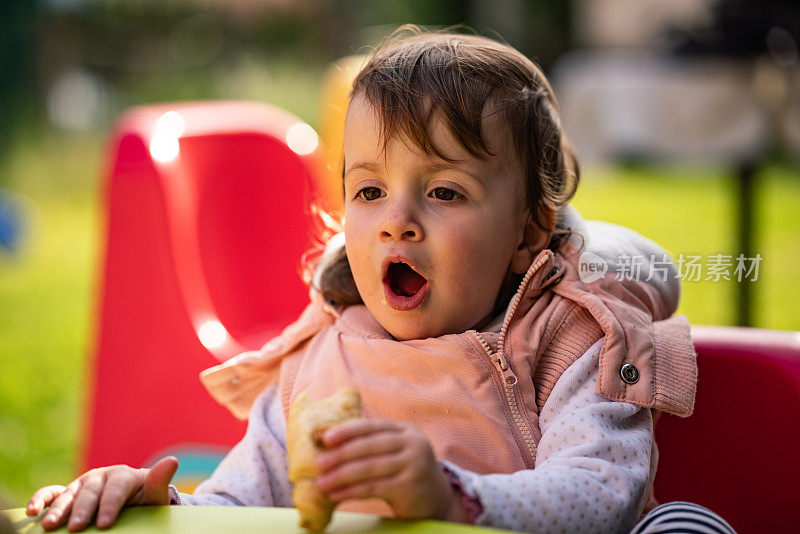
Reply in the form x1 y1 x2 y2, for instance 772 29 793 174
288 388 362 531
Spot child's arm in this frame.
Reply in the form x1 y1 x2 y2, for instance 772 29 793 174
25 457 179 532
26 385 291 532
171 384 293 507
440 338 654 533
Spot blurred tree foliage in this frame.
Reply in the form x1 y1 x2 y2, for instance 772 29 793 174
0 0 40 185
0 0 578 199
7 0 575 133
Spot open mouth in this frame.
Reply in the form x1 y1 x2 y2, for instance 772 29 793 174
388 262 427 296
382 260 429 311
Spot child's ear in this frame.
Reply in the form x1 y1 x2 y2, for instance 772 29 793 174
510 207 557 274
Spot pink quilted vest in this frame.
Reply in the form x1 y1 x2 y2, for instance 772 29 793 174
200 242 697 517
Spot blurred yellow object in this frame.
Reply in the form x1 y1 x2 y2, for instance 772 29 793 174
318 55 366 213
173 479 204 494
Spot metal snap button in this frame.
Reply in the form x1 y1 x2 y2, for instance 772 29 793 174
619 364 639 384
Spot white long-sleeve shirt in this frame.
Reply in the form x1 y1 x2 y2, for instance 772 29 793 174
173 338 655 534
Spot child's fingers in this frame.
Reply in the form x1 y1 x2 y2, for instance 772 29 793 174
317 432 404 471
140 456 179 504
94 468 142 529
66 473 106 532
40 486 76 531
325 474 399 503
26 485 66 516
322 418 402 447
316 453 404 494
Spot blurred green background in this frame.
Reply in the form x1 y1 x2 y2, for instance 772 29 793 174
1 0 798 508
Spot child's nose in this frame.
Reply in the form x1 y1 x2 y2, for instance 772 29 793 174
379 202 423 242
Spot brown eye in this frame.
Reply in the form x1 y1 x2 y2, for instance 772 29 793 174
357 187 383 201
431 187 462 201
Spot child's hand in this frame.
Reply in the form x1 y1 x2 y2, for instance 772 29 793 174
25 456 179 532
315 419 469 522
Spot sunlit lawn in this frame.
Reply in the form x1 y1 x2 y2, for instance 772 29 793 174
572 163 800 330
1 136 798 507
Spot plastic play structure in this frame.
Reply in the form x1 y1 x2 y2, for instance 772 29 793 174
654 325 800 534
82 101 330 490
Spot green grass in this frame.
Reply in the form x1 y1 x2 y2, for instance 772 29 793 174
572 164 800 330
1 133 798 508
0 191 98 508
0 130 100 506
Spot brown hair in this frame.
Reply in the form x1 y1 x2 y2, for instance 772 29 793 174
307 25 580 308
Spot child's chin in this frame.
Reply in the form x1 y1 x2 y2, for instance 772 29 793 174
371 300 469 340
391 329 437 341
383 316 454 341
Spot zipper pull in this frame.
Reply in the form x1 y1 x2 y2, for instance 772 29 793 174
473 331 520 387
493 351 518 386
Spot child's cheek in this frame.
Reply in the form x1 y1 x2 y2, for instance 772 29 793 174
344 223 371 275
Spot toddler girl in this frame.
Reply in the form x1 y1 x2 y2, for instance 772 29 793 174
27 27 718 534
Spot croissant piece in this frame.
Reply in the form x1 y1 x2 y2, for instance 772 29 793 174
288 388 362 531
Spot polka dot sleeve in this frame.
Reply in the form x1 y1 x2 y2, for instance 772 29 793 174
441 338 655 534
174 384 292 507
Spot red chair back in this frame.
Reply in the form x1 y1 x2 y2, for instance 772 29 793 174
83 101 327 489
655 325 800 534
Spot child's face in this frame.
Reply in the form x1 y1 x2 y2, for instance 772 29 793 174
343 95 535 340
